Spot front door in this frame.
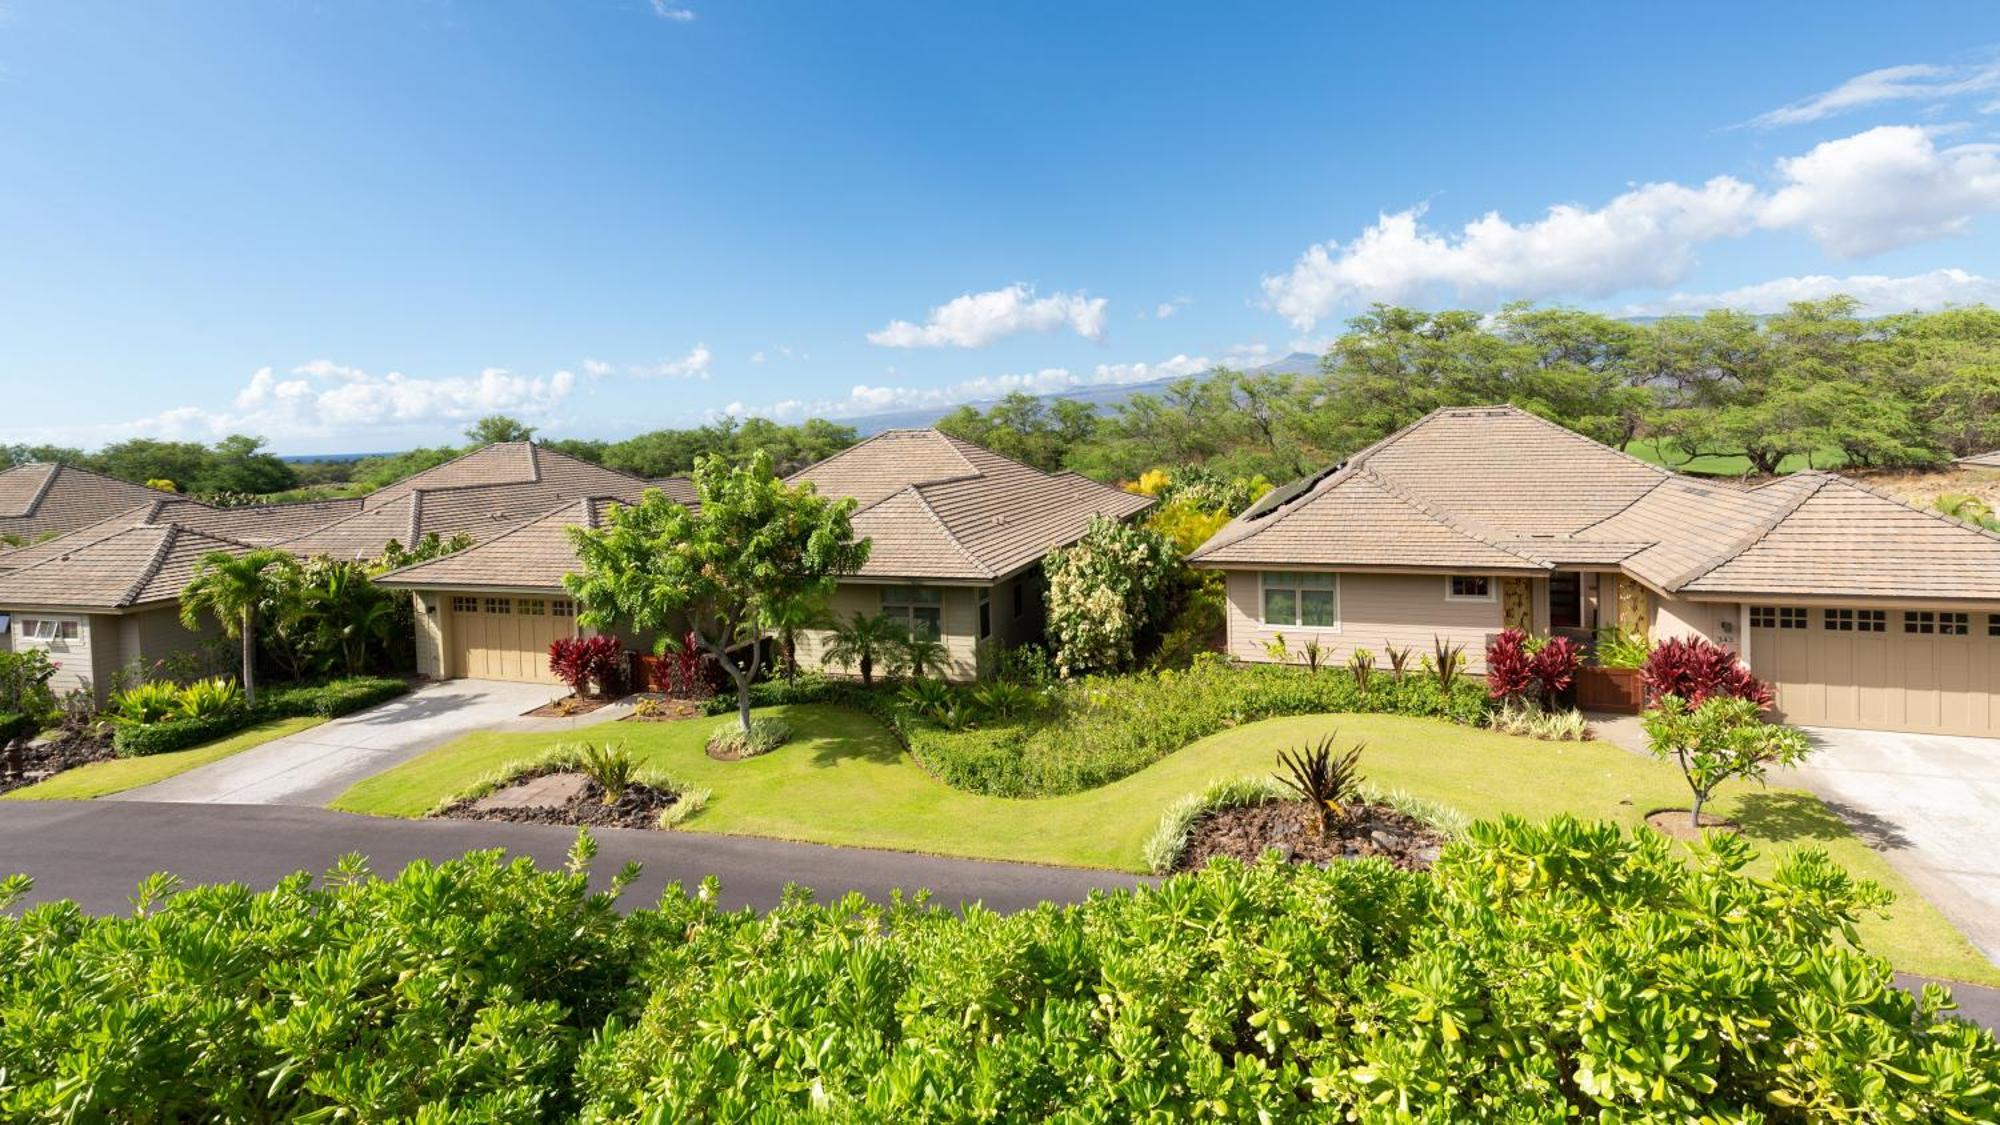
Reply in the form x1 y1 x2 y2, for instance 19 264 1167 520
1550 571 1584 630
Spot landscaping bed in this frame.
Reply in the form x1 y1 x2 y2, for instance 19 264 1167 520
434 765 682 829
0 736 117 796
522 695 614 719
621 695 705 722
1176 800 1446 872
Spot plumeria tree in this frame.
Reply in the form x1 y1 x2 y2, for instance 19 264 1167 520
1042 515 1176 675
565 451 868 732
1642 695 1812 828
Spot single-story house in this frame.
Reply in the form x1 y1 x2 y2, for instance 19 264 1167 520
1190 405 2000 738
375 429 1153 685
0 462 181 544
0 522 245 700
0 441 668 700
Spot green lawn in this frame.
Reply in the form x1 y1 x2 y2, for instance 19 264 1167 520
3 717 324 801
333 704 1998 986
1622 437 1846 476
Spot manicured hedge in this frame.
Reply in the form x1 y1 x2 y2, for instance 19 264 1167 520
259 676 409 719
0 712 36 745
2 820 1993 1120
113 677 411 758
711 663 1491 797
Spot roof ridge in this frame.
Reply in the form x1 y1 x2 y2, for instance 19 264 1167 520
1354 466 1553 568
1827 470 2000 546
20 462 62 515
786 428 976 486
899 484 996 579
372 492 637 585
120 524 183 607
407 490 424 546
1185 460 1368 560
1659 474 1833 591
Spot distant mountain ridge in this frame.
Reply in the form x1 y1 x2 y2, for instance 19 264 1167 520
848 351 1321 435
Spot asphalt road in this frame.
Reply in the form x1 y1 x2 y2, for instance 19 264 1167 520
3 800 1994 1033
0 800 1141 915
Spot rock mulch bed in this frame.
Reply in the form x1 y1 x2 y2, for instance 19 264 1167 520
434 767 681 830
0 736 117 795
522 696 615 719
1175 800 1446 873
621 695 705 722
1644 809 1740 841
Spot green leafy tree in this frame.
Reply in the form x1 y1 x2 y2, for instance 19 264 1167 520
179 549 298 707
464 415 537 444
820 612 899 687
199 434 298 495
565 453 869 731
1642 695 1813 828
1042 515 1177 675
760 594 827 680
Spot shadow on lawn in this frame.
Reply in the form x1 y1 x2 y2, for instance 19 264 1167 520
1734 790 1913 851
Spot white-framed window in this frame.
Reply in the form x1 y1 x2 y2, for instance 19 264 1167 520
451 596 479 614
18 617 81 643
882 585 943 640
551 599 575 618
1445 575 1493 602
1751 606 1807 630
517 599 547 616
1825 608 1887 633
484 597 512 615
977 589 991 639
1260 571 1338 629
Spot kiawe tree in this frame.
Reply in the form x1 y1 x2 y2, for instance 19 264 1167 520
564 450 869 731
464 414 538 445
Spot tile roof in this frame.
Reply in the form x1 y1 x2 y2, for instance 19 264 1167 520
1191 404 2000 603
0 496 365 572
0 521 260 609
0 463 169 542
373 486 675 591
794 430 1154 581
1960 449 2000 470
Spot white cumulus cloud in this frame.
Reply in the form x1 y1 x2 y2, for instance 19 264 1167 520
650 2 696 21
867 283 1109 348
1751 60 2000 128
1758 125 2000 257
630 344 712 379
1264 124 2000 329
1617 267 2000 317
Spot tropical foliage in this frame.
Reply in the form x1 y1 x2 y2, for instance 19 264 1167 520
819 612 900 687
546 635 625 698
4 820 1993 1120
1643 694 1815 827
1484 629 1581 709
178 548 296 707
1641 635 1774 707
566 455 869 732
1042 515 1177 674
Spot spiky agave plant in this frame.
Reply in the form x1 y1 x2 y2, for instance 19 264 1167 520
1274 735 1366 839
1348 649 1376 691
1431 636 1466 694
573 742 638 805
1384 644 1413 683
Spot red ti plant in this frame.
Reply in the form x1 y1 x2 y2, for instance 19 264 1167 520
657 631 715 699
1484 629 1582 709
548 635 625 698
1641 636 1773 708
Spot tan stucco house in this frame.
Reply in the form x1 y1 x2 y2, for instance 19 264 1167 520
375 429 1153 685
1191 405 2000 738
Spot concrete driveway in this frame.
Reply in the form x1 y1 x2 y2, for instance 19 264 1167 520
1789 727 2000 963
112 679 612 807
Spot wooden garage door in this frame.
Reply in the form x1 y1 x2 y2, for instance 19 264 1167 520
1750 605 2000 736
447 595 579 684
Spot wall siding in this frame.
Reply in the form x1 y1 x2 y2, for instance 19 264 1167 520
1224 570 1506 671
796 581 988 682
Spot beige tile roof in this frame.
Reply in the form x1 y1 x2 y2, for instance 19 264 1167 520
0 496 366 573
362 442 647 509
795 430 1154 581
1192 404 2000 603
0 463 168 542
1961 449 2000 470
0 521 260 610
373 485 675 591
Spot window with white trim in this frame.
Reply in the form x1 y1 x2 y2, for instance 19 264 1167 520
1905 611 1936 634
484 597 512 615
18 617 80 642
1750 606 1806 629
1940 611 1970 636
1261 571 1338 628
1824 608 1886 633
882 585 943 640
1445 575 1493 602
551 599 575 618
451 596 478 614
517 599 547 616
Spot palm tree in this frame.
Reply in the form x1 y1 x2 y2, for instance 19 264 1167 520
761 595 827 680
890 629 949 681
820 612 900 687
179 549 296 707
302 559 397 674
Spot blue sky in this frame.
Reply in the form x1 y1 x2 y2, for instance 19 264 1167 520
4 1 2000 454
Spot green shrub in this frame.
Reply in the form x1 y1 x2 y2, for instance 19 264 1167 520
0 712 36 745
108 679 183 725
258 676 408 718
172 676 245 721
111 711 251 757
4 819 1995 1119
0 649 59 724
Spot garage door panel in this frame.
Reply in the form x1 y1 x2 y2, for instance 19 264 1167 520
1752 606 2000 737
446 597 576 685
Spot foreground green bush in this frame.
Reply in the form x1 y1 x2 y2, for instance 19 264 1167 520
110 676 410 757
716 663 1490 796
258 674 408 719
5 819 1993 1120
